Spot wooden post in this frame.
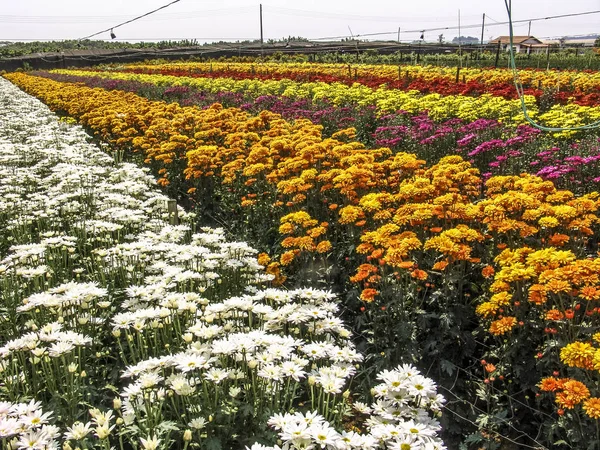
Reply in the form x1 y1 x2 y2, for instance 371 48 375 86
494 41 501 68
455 66 460 83
167 200 179 226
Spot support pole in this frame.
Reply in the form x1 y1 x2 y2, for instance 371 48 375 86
480 13 485 58
494 41 501 68
167 200 179 226
259 4 264 57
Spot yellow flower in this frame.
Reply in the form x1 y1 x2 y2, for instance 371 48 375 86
584 398 600 419
560 342 595 370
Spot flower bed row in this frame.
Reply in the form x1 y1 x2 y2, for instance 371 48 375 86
35 69 600 195
0 75 447 450
118 61 600 104
50 68 600 139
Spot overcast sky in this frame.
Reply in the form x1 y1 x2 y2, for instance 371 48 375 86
1 0 599 43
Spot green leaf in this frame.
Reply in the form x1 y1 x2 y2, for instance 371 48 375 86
204 437 223 450
440 359 455 376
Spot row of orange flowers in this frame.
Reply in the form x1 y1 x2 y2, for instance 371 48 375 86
5 72 600 429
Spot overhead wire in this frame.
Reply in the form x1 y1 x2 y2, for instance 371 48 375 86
504 0 600 132
78 0 183 41
3 6 599 44
305 9 600 41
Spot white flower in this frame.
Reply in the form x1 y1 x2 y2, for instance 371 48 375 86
188 417 206 430
168 375 195 396
315 373 346 394
406 375 438 398
140 434 161 450
309 424 341 448
20 410 53 428
94 423 115 440
280 361 306 382
352 401 372 415
89 409 113 427
279 420 310 442
0 417 20 438
47 341 75 357
64 421 93 440
16 429 52 450
174 353 211 372
257 364 282 381
138 372 163 389
203 368 229 384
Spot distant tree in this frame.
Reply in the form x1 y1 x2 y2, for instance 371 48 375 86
595 36 600 47
438 34 444 44
452 36 479 45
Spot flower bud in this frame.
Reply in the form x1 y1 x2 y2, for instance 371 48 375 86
183 430 192 442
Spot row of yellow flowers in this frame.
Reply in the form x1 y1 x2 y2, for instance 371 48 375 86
5 72 600 425
49 68 600 138
122 61 600 93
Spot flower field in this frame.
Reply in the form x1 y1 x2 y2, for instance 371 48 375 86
2 60 600 449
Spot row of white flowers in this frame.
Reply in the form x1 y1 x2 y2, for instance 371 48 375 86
0 76 446 450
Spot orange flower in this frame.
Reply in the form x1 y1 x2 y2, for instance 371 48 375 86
548 233 570 247
280 250 297 266
539 377 563 392
481 265 495 278
411 269 428 280
580 286 600 301
545 279 571 293
562 379 590 405
316 240 332 253
489 316 517 335
556 392 577 409
545 309 564 321
432 260 449 271
360 288 379 303
528 284 547 305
